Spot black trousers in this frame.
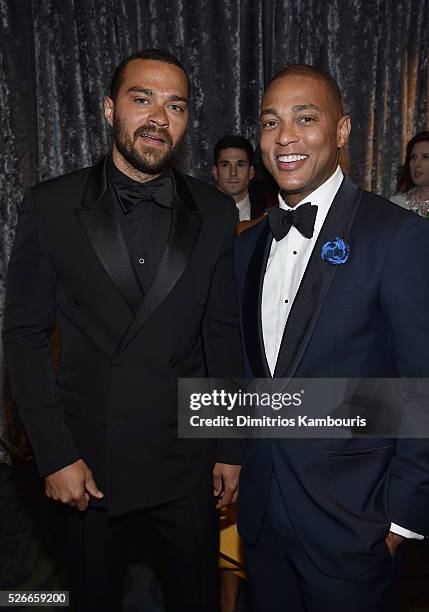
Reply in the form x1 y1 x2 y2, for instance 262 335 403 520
244 471 400 612
55 490 219 612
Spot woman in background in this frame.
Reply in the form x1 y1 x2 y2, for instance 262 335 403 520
391 131 429 217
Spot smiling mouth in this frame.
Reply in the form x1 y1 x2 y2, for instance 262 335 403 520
275 154 309 171
277 154 308 162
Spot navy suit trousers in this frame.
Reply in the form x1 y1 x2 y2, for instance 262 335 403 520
244 470 400 612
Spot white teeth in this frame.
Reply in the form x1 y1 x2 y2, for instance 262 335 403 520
278 154 308 162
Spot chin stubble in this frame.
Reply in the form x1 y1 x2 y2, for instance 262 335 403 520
113 119 180 175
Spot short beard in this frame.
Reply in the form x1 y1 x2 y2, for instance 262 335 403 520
113 118 180 176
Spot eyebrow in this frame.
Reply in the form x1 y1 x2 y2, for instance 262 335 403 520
292 103 322 113
260 107 278 118
126 86 188 103
260 103 322 118
170 94 189 103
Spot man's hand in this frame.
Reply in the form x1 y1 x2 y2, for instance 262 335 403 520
44 459 104 511
213 463 241 509
385 531 404 557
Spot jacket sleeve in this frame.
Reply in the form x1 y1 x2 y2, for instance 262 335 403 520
3 189 80 476
202 200 244 465
381 214 429 535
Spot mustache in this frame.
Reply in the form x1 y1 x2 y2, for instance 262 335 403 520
134 124 172 146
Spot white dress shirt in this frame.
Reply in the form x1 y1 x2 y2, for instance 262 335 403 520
262 167 343 374
261 165 423 541
236 193 251 221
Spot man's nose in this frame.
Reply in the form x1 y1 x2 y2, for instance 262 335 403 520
277 122 299 146
230 164 238 177
147 105 169 127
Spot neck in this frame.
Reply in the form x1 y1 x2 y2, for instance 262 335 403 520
281 165 339 208
111 148 161 183
415 185 429 199
234 190 249 205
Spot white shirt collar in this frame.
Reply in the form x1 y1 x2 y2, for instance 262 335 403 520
236 192 251 221
278 166 344 234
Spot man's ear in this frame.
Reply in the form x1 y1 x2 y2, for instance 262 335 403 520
337 115 351 149
212 165 218 183
104 96 115 127
249 165 256 181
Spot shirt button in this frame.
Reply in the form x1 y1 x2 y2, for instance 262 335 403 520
293 251 297 255
138 258 145 265
284 299 289 303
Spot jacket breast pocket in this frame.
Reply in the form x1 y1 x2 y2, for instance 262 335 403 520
322 442 395 457
320 286 362 313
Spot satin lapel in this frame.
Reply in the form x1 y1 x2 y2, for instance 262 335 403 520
74 157 142 313
274 177 363 378
242 220 272 377
115 170 203 354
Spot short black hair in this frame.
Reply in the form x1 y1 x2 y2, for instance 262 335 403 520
214 135 254 166
110 48 190 100
268 64 344 117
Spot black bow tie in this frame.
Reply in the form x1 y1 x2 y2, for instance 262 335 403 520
114 176 174 214
267 202 318 241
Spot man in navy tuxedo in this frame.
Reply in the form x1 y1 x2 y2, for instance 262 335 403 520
235 64 429 611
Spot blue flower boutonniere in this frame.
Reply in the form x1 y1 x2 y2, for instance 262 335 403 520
321 237 350 265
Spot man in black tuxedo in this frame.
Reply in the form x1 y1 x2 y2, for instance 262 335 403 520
3 49 242 612
234 64 429 611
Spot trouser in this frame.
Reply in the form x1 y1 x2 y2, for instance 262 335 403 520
55 490 219 612
244 471 400 612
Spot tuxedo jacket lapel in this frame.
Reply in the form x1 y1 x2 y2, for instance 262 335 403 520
242 221 272 377
74 157 142 313
116 170 203 355
75 160 202 354
274 177 363 378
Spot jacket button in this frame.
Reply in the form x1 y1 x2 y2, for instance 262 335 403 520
112 357 122 366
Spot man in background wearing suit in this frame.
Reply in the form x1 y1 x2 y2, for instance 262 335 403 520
235 64 429 611
213 135 266 222
3 49 242 612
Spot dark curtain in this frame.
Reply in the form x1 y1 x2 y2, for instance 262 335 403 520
1 0 428 460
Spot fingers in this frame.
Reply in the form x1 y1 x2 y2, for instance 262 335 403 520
213 471 222 497
216 483 235 508
216 497 224 509
214 476 236 508
213 463 241 507
44 460 102 511
75 492 89 512
46 485 88 510
84 474 104 499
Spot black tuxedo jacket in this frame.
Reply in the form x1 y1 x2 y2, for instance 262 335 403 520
4 156 243 516
234 176 429 578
